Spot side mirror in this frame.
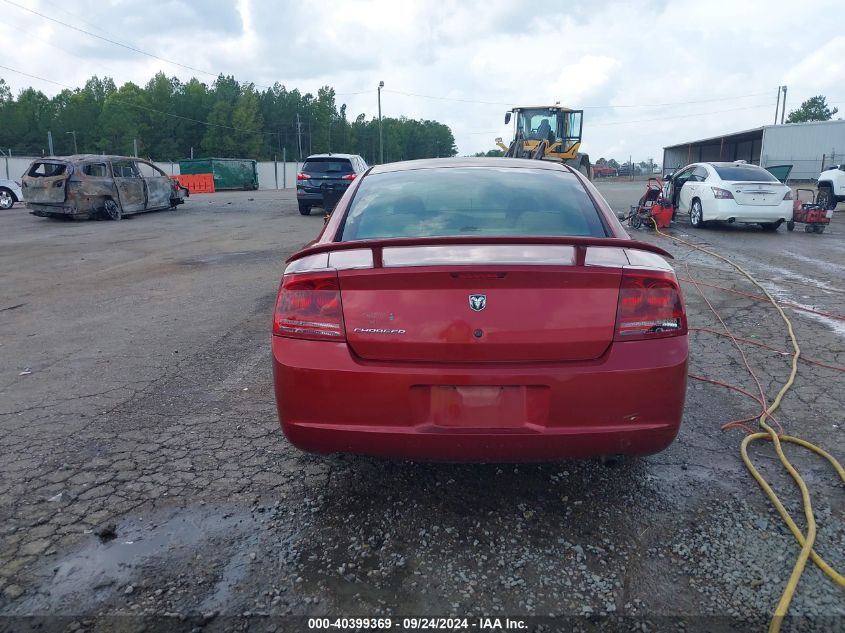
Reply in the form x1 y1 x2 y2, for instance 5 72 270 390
504 112 511 125
664 173 674 180
495 137 503 144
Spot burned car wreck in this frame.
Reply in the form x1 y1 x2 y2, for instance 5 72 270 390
22 155 188 220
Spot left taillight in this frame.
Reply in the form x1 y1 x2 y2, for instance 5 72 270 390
614 270 687 341
273 271 346 341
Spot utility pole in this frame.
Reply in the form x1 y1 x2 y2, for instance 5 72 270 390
780 85 787 124
296 113 303 162
378 80 384 164
133 138 138 157
47 131 54 156
774 86 782 125
66 131 78 154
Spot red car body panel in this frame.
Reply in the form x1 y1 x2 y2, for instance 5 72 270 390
272 158 688 462
272 336 687 461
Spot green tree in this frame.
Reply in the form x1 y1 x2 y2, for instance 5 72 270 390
786 95 839 123
98 82 148 155
595 157 607 165
608 158 619 169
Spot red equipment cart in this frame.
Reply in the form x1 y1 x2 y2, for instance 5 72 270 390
788 188 832 234
629 178 673 229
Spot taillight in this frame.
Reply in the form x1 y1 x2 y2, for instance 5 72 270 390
296 173 309 181
273 271 346 341
783 190 793 200
711 187 734 199
614 271 687 341
341 174 356 181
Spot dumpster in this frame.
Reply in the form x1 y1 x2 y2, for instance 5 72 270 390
178 158 258 191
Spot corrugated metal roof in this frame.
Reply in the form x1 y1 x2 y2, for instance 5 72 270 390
663 127 764 150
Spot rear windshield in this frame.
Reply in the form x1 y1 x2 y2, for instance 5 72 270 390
713 165 778 182
302 158 353 174
340 167 607 241
27 162 68 177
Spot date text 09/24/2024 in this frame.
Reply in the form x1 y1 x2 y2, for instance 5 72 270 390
307 617 527 630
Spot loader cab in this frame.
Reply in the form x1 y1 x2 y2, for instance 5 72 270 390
504 106 584 159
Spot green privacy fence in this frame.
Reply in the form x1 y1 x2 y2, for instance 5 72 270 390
178 158 258 191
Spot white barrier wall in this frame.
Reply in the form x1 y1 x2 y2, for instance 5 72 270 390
2 155 300 189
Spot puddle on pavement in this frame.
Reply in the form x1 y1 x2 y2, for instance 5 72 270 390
10 507 259 615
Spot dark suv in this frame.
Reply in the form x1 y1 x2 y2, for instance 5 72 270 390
296 153 368 215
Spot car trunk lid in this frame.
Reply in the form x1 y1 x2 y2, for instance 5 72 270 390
724 181 785 206
21 161 71 204
287 237 675 363
340 266 622 362
300 157 354 193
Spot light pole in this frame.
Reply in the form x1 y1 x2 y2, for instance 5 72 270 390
66 131 78 154
378 80 384 164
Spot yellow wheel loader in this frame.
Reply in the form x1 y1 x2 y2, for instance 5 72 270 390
496 106 591 179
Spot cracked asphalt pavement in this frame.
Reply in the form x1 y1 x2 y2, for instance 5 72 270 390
0 184 842 632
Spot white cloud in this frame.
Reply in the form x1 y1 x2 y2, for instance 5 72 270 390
2 0 843 162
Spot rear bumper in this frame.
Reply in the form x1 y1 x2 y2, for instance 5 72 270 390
296 190 324 203
272 336 688 462
27 203 87 218
707 199 793 223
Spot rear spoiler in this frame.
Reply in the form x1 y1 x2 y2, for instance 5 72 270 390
288 236 673 265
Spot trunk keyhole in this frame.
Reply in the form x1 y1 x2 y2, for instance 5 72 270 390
473 329 483 338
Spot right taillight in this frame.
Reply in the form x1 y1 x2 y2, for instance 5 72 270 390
614 271 687 341
273 271 346 341
783 190 793 200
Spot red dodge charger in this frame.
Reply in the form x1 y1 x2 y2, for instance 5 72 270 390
272 158 688 462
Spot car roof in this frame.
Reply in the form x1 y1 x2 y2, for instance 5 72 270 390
702 162 768 168
32 155 149 163
369 157 576 175
304 153 360 160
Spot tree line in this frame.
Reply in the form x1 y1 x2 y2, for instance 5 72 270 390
0 73 458 163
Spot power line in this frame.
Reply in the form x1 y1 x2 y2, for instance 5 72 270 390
4 0 372 100
3 0 221 79
384 88 775 110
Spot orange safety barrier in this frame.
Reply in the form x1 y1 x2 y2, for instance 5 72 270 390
170 173 215 194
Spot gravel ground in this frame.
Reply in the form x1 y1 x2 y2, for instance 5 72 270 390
0 185 842 632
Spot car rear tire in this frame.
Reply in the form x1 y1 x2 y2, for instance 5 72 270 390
0 188 15 210
689 199 706 228
298 204 311 216
760 222 780 231
103 198 122 221
816 187 834 210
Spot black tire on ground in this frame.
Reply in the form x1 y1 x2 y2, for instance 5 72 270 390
804 224 814 233
631 214 642 229
816 187 835 210
689 199 706 228
787 221 795 231
760 222 780 231
815 225 825 233
103 198 122 221
298 204 311 216
0 187 15 210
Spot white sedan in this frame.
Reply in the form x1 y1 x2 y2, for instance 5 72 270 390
664 161 793 231
0 178 23 210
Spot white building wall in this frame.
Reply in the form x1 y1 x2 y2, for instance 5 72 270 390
761 120 845 180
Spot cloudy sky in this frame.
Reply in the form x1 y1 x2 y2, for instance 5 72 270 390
2 0 844 162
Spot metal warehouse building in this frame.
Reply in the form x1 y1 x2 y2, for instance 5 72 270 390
662 119 845 180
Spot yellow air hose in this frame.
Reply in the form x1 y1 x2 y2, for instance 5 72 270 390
650 220 845 633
